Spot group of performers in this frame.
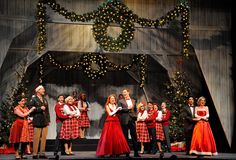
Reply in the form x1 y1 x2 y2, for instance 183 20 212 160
8 85 218 159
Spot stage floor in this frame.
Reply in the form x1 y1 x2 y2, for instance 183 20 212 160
0 151 236 160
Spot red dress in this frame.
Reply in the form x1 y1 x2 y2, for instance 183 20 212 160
190 108 218 155
9 106 30 143
96 106 130 156
60 105 80 140
78 101 90 128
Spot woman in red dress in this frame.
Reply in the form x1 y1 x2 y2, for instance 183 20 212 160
77 93 90 138
136 102 150 154
153 103 165 153
9 95 35 159
96 94 130 157
60 96 80 155
190 96 218 156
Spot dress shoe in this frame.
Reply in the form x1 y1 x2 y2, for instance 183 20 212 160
126 153 130 157
39 155 48 159
32 155 38 159
151 149 158 154
134 153 141 157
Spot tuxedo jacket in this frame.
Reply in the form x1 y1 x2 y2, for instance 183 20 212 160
118 98 137 125
182 105 196 133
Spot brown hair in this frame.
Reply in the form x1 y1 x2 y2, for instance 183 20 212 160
105 94 117 107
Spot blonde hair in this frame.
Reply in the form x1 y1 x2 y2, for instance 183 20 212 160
197 96 206 105
65 96 73 104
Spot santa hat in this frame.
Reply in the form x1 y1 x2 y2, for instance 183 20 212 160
35 85 44 92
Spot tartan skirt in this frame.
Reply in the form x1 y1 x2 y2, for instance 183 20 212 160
60 117 80 140
28 122 34 142
136 121 150 143
78 112 90 128
156 122 165 141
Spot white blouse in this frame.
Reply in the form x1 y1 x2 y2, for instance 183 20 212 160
137 110 148 121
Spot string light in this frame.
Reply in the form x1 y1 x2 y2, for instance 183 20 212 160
36 0 191 56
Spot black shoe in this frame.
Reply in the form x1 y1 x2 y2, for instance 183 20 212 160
55 154 59 160
39 155 48 159
160 151 164 158
151 149 158 154
144 150 151 154
126 153 130 157
32 155 38 159
134 153 141 157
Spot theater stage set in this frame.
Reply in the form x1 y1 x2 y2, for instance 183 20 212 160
0 0 235 159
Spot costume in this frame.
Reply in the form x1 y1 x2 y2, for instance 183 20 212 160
60 104 80 140
96 104 130 156
190 107 218 156
136 110 150 143
156 110 165 141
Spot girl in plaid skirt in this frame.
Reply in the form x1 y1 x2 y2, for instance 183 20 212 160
154 103 165 155
60 96 80 155
136 102 150 154
77 93 90 138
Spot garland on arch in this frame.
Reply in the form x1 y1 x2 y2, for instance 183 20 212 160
46 53 147 87
36 0 190 56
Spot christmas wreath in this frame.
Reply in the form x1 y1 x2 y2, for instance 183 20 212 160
81 53 107 79
92 3 135 52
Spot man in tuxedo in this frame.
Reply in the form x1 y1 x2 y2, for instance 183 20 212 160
118 89 140 157
182 96 196 155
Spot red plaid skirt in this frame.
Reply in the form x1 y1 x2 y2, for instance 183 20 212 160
78 112 90 128
60 117 80 140
136 121 150 143
156 122 165 141
28 122 34 142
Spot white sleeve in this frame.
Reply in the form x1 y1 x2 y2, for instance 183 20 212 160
75 107 81 117
137 112 142 121
156 111 162 120
63 105 74 115
77 101 83 109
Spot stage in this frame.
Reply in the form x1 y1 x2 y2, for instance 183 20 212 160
0 151 236 160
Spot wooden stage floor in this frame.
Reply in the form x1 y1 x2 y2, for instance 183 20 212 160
0 151 236 160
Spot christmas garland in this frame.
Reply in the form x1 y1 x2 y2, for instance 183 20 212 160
46 53 146 87
36 0 190 56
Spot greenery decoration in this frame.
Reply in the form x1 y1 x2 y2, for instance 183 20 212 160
165 71 191 142
45 53 146 87
36 0 190 56
81 53 108 79
0 64 28 146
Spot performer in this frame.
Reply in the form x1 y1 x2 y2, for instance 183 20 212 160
77 93 90 138
153 103 165 155
182 96 196 155
96 94 130 157
29 85 50 159
118 89 140 157
9 95 35 159
136 102 150 154
190 96 218 156
60 96 80 155
145 102 158 154
160 102 171 152
54 95 69 158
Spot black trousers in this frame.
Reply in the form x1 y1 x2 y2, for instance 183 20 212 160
14 142 27 155
147 127 157 152
185 129 194 153
54 122 65 154
121 120 139 154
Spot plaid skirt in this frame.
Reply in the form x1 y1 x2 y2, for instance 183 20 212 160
28 122 34 142
156 122 165 141
136 121 150 143
78 112 90 128
60 117 80 140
